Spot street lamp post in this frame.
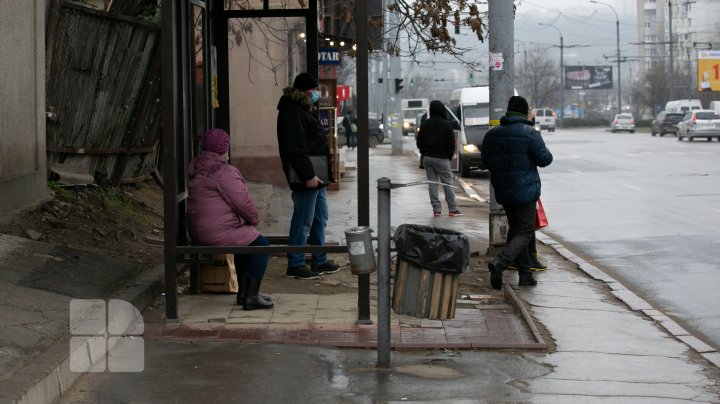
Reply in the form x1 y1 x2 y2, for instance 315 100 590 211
591 0 621 114
539 23 564 124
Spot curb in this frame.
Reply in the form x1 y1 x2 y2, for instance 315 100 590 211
535 232 720 369
451 161 720 370
10 266 164 404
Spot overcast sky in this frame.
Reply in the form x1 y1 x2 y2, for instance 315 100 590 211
515 0 638 66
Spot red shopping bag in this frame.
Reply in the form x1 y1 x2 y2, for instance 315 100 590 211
535 198 549 230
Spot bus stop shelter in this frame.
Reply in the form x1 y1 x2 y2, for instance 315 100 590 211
160 0 373 321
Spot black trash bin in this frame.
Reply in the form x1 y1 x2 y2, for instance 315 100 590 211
392 224 469 319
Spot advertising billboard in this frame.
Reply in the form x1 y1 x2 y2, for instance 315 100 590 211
697 50 720 92
564 66 613 90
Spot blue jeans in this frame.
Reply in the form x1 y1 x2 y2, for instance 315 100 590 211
234 234 269 279
287 187 328 268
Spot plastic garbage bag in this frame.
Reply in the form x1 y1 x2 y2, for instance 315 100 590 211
393 224 469 273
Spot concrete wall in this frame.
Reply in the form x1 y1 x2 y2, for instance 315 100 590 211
0 0 48 215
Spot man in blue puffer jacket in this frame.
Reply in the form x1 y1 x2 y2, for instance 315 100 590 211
481 96 553 289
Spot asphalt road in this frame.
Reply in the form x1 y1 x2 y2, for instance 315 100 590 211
464 127 720 350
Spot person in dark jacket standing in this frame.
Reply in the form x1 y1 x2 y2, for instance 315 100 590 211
341 109 358 150
481 96 553 289
277 73 340 280
417 100 462 217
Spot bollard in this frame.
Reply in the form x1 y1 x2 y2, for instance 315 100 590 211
345 227 377 275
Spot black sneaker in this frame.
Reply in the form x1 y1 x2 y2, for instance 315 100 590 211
530 253 548 271
286 266 320 280
488 260 503 290
311 260 340 274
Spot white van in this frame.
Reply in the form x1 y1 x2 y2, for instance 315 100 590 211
448 87 488 177
401 98 429 135
532 108 556 131
709 101 720 113
447 86 518 177
665 99 702 113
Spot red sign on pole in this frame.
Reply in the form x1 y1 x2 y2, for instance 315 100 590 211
336 85 351 102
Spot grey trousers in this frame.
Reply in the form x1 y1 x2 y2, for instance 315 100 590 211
423 156 458 213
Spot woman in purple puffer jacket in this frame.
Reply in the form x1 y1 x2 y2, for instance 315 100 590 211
187 128 273 311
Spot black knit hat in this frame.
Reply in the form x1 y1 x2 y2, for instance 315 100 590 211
507 95 529 115
293 73 319 92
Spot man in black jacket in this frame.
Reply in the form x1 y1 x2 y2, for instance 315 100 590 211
276 73 339 280
481 96 553 289
417 100 462 217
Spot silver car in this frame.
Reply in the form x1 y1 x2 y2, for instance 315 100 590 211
610 113 635 133
677 110 720 142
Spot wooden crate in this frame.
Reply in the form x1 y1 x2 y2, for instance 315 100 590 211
392 259 459 320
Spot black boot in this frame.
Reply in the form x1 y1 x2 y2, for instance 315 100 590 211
243 278 274 310
237 275 272 305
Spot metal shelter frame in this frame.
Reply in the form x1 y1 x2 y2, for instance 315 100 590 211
160 0 372 321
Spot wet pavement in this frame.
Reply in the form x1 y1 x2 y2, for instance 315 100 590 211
3 139 720 403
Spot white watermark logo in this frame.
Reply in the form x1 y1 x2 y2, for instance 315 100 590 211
69 299 144 372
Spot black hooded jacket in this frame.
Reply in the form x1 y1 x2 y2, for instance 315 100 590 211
276 87 332 190
416 100 455 160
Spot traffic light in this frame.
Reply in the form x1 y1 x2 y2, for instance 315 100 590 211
394 78 404 93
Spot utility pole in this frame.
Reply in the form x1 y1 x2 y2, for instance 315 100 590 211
669 0 674 100
488 0 514 251
539 23 563 124
590 1 621 113
383 0 403 155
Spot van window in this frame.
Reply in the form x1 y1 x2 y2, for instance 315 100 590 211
535 110 545 117
463 103 489 126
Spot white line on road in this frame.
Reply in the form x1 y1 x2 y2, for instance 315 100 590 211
621 183 644 192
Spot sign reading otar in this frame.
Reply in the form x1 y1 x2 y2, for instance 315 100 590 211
697 50 720 92
564 66 613 90
318 48 340 65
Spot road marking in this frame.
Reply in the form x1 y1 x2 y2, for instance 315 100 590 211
621 183 644 192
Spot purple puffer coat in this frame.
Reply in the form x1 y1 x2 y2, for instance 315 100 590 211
187 151 260 246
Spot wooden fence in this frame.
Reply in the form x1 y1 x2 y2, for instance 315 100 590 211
46 2 162 184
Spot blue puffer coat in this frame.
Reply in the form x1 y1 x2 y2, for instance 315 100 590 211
481 115 553 206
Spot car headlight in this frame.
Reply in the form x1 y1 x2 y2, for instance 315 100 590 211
463 144 479 153
403 122 410 128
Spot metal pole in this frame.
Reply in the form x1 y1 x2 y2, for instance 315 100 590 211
590 1 621 113
488 0 514 251
669 0 674 100
355 0 372 324
539 23 563 123
376 178 392 368
386 5 403 156
616 17 621 113
560 35 564 123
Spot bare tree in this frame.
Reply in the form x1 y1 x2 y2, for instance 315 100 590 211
517 46 560 109
632 62 669 118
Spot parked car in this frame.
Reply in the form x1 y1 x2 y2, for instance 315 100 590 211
532 108 556 132
610 113 635 133
676 110 720 142
337 116 385 148
651 111 684 137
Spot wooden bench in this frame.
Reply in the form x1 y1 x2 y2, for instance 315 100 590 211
176 235 349 294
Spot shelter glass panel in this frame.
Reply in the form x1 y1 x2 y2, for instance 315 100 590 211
191 5 209 156
227 17 307 184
